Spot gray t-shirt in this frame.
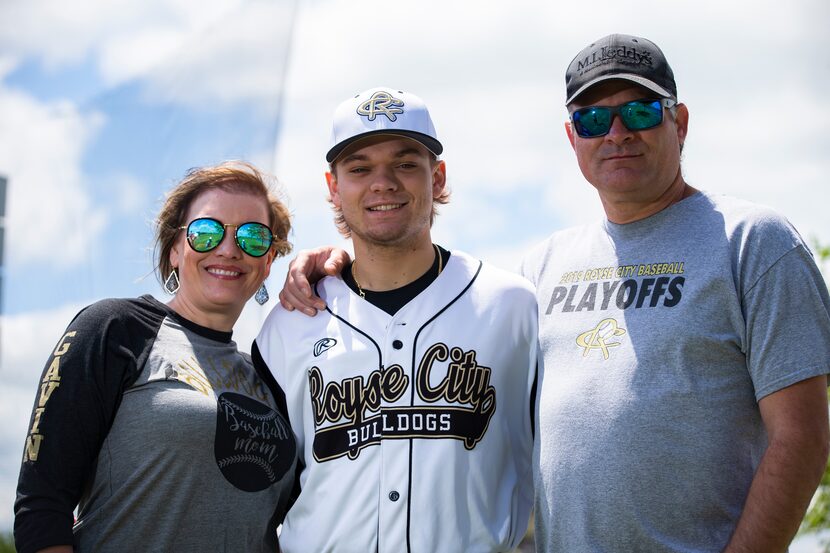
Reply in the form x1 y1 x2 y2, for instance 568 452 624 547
521 192 830 552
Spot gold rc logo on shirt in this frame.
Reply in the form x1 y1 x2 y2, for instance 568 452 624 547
576 318 627 360
308 342 497 462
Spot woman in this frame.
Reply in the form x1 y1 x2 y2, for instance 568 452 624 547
14 161 297 553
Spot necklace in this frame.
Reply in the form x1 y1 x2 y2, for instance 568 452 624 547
353 244 443 299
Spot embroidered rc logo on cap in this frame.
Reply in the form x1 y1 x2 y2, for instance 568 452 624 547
357 90 404 122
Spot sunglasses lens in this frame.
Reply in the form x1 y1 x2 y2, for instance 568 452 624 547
236 223 273 257
620 100 663 131
573 100 666 138
573 107 612 138
186 218 224 252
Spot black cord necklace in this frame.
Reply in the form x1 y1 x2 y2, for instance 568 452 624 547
352 243 443 299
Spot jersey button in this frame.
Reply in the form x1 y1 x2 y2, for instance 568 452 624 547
389 491 400 502
392 340 403 350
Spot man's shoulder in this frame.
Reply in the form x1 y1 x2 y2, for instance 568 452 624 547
694 191 788 225
696 191 803 245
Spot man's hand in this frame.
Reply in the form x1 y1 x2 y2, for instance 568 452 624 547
278 246 351 316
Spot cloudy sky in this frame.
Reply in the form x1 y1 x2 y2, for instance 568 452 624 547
1 0 828 545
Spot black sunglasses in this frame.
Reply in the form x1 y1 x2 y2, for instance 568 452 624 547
571 98 677 138
180 217 273 258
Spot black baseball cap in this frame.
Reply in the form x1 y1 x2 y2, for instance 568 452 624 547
565 34 677 105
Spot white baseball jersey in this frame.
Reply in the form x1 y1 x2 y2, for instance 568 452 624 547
256 250 537 553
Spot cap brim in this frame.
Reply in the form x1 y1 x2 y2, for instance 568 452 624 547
566 74 673 105
326 130 443 163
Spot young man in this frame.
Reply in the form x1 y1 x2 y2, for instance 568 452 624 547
254 87 537 553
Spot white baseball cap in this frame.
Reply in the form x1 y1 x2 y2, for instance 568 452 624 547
326 87 443 163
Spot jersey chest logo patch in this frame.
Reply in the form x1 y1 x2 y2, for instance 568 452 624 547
307 342 497 462
313 337 337 357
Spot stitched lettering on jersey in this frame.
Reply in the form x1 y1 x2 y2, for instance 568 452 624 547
309 342 497 462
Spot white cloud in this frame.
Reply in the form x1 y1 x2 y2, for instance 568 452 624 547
685 85 830 240
0 0 293 109
109 173 151 215
434 83 558 193
0 0 243 69
98 26 189 86
0 85 108 267
140 1 297 109
0 56 19 81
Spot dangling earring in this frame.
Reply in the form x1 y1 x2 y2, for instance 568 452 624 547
164 268 180 295
255 283 269 305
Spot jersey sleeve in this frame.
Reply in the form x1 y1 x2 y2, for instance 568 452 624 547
744 243 830 400
254 307 289 386
253 308 306 513
251 340 303 513
13 298 157 553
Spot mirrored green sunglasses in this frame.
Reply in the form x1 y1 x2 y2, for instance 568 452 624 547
571 98 676 138
180 217 273 258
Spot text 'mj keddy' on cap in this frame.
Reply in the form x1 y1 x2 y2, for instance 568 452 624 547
565 34 677 104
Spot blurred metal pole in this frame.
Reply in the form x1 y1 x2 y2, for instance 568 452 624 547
0 175 6 364
0 175 5 311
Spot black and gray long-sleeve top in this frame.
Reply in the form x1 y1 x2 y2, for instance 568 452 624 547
14 294 297 553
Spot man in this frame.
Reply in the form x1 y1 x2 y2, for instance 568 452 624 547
255 87 538 553
280 37 830 552
522 33 830 552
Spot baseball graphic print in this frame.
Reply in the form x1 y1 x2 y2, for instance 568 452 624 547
215 392 295 491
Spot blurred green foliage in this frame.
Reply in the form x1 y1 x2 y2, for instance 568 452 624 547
814 242 830 263
0 532 15 553
799 240 830 551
